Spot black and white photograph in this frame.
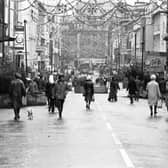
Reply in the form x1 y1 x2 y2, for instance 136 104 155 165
0 0 168 167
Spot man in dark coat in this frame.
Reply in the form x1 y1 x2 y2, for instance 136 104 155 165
55 75 68 119
108 77 120 102
45 75 56 113
135 76 141 101
9 73 26 120
127 76 137 104
83 75 94 110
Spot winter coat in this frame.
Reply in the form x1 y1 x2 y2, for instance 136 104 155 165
109 80 120 94
45 82 56 99
9 78 26 108
83 79 94 101
28 81 38 94
55 81 68 100
127 79 137 95
135 79 141 91
158 79 166 94
146 80 161 106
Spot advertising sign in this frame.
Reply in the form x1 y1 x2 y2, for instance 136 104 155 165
14 25 24 50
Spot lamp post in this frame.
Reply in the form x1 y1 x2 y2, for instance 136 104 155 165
2 0 5 64
135 32 137 63
141 26 145 74
162 0 168 73
166 0 168 73
24 20 28 75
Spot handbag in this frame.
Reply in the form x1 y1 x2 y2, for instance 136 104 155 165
22 96 27 106
157 99 162 108
55 98 60 108
91 95 95 102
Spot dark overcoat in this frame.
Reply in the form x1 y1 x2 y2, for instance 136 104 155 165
9 79 26 108
83 79 94 101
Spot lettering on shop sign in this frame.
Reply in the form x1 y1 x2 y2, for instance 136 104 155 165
150 58 162 67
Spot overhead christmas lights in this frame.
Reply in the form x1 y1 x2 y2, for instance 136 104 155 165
13 0 167 27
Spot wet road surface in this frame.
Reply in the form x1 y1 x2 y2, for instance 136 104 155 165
0 89 168 168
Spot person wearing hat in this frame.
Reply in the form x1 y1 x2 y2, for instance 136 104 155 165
146 74 161 117
9 73 26 120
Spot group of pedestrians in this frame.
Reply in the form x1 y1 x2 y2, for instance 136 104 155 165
8 70 168 120
9 72 69 120
126 74 168 117
45 74 69 119
107 73 168 117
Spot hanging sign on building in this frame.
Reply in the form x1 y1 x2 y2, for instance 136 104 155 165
145 57 165 72
14 25 24 50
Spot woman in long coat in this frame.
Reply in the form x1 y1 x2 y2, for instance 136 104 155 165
146 74 161 117
127 76 137 104
108 77 120 102
9 73 26 120
83 75 94 110
45 75 56 113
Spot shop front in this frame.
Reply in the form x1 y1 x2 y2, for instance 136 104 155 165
144 53 166 76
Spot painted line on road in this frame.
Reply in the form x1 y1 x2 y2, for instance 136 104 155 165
111 133 122 145
95 100 135 168
120 149 135 168
106 122 112 130
106 122 122 145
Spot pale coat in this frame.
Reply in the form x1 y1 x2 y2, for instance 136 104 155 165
146 80 161 106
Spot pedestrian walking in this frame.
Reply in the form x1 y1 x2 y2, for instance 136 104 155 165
127 76 137 104
9 73 26 121
55 75 68 119
37 75 46 92
27 78 38 95
163 78 168 112
146 74 161 117
83 75 94 110
45 75 56 113
135 76 141 101
158 77 166 105
108 77 120 102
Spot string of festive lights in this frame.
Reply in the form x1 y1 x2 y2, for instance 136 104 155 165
13 0 167 27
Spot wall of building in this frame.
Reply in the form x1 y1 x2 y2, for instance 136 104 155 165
18 1 38 71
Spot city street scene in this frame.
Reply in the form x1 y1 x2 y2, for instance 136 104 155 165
0 0 168 168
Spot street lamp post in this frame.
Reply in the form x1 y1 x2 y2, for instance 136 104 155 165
24 20 28 75
141 26 145 74
166 0 168 73
2 0 5 64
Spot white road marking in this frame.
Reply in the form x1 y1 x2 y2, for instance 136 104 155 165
120 149 135 168
111 133 122 145
95 100 135 168
106 122 112 130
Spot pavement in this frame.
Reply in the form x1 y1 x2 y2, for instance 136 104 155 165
0 88 168 168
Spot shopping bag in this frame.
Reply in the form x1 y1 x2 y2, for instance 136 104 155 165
157 99 162 108
91 95 95 102
55 99 60 108
22 96 27 106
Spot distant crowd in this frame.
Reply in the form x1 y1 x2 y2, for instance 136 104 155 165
6 70 168 120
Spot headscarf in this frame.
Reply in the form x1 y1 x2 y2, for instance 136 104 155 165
150 74 156 80
49 75 54 84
